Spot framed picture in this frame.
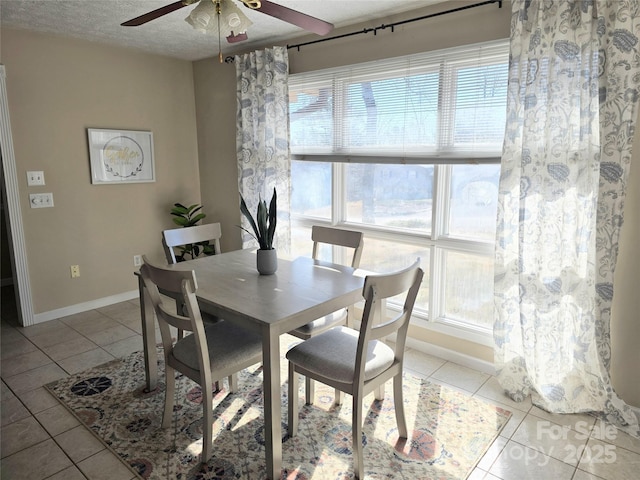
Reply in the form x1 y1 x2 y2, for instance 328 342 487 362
87 128 155 184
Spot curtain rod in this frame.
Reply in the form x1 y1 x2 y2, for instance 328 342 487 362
287 0 502 52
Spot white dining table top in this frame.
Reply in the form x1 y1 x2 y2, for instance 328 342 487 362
167 248 365 333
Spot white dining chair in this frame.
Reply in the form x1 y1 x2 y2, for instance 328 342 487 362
139 256 262 464
286 259 423 479
162 223 226 388
162 223 222 264
288 225 364 404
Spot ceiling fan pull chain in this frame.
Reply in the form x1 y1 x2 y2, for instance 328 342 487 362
216 0 223 63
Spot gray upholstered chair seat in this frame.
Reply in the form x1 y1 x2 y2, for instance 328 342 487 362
172 321 262 373
286 326 395 383
289 308 347 337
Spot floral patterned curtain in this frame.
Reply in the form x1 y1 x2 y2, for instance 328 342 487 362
494 0 640 438
235 46 291 253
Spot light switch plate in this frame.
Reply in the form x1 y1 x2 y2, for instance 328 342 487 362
29 193 54 208
27 171 45 186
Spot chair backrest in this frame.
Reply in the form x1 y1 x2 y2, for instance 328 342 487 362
162 223 222 264
139 256 208 364
356 259 423 379
311 225 364 268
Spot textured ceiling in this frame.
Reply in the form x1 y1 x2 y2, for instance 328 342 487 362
1 0 448 61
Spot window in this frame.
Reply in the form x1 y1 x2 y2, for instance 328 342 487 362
289 41 508 341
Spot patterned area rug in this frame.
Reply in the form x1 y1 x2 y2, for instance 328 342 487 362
46 336 511 479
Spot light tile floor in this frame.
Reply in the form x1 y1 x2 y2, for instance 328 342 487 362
1 285 639 479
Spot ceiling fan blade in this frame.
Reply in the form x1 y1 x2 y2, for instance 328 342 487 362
252 1 334 36
121 1 192 27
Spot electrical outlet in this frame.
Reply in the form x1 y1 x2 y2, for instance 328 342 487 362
29 193 54 208
70 265 80 278
133 255 143 267
26 171 45 186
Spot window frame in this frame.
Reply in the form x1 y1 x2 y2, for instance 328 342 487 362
288 40 509 345
290 162 497 346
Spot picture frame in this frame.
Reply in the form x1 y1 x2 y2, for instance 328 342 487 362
87 128 155 184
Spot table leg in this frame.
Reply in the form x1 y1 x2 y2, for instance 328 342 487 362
138 274 157 393
262 326 282 480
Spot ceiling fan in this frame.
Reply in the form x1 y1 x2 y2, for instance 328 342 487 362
121 0 334 42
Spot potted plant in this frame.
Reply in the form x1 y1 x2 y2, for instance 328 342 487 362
170 203 215 261
239 188 277 274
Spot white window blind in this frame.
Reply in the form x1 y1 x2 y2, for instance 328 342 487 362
289 40 509 164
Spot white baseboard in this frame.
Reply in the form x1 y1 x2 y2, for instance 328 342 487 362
33 290 139 325
405 336 496 375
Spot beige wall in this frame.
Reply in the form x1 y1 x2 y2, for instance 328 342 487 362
2 28 201 313
610 114 640 407
192 60 240 253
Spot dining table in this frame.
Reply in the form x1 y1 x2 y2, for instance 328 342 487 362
137 248 365 480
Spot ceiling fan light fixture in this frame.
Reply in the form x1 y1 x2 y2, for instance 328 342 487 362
187 11 213 30
185 0 252 37
227 13 242 28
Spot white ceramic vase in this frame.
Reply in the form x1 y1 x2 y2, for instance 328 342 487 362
256 248 277 275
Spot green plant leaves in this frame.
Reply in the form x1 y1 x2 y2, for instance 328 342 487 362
169 202 213 261
240 195 261 245
239 188 277 250
256 200 269 249
171 203 206 228
267 189 277 249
